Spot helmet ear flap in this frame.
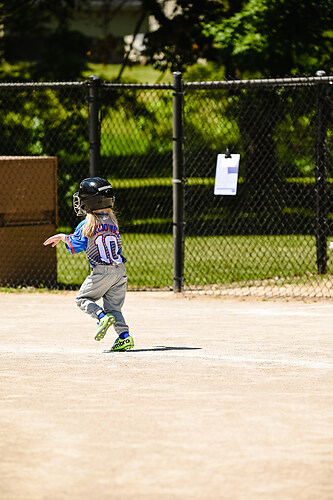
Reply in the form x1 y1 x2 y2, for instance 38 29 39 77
98 185 115 207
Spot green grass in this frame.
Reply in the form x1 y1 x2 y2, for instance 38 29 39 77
0 61 172 84
110 177 217 188
82 63 173 84
56 233 173 288
184 234 327 285
57 244 90 286
108 177 333 188
56 233 333 289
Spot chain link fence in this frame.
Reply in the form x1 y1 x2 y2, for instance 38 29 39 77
0 75 332 298
182 77 333 298
99 82 174 288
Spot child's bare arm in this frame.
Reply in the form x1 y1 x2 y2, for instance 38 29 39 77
43 234 67 247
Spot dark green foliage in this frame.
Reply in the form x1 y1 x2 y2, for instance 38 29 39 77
205 0 333 77
142 0 225 72
1 0 90 80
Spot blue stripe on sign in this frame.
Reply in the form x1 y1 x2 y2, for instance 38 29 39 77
228 166 238 174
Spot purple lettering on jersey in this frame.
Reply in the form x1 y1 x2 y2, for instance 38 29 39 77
94 223 119 236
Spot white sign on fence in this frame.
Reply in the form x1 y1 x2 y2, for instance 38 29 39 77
214 153 240 195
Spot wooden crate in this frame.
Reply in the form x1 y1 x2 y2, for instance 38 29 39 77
0 157 58 287
0 225 58 286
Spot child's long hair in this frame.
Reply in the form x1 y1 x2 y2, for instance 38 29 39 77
82 208 118 238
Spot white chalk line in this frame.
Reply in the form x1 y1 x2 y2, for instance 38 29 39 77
0 345 332 370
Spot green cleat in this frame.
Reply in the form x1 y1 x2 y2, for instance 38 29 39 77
95 313 115 341
110 335 134 352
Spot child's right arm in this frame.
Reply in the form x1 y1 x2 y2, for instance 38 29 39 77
44 222 87 254
43 234 66 247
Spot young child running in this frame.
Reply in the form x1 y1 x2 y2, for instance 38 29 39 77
43 177 134 352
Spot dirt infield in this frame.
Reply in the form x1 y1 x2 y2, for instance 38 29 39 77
0 291 332 500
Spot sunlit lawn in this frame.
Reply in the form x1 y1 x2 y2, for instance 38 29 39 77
56 233 332 289
82 63 173 84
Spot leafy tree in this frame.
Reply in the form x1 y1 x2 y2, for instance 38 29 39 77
141 0 226 73
196 0 333 217
204 0 333 77
1 0 230 79
1 0 89 81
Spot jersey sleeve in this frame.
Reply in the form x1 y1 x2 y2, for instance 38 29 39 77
65 220 88 254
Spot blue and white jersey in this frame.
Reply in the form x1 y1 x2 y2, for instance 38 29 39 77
65 213 126 267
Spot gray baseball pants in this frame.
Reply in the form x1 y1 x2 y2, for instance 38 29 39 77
75 263 129 336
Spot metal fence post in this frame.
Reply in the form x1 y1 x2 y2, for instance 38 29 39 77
172 72 185 292
88 75 100 178
315 73 328 274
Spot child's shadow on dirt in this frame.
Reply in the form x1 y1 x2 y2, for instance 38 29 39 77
104 346 201 353
132 346 201 353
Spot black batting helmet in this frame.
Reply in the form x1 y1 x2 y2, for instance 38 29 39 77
73 177 115 216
